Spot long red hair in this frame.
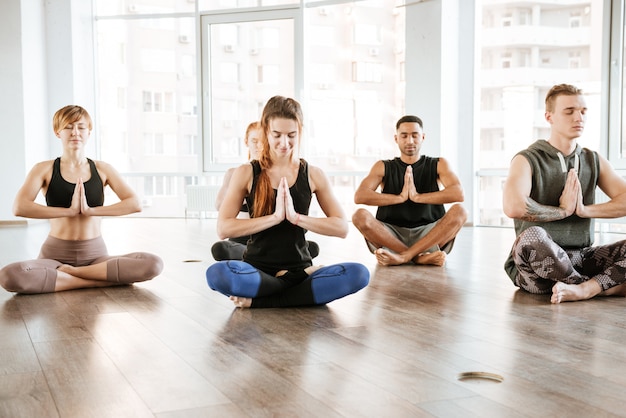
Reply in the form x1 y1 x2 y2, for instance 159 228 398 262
252 96 303 217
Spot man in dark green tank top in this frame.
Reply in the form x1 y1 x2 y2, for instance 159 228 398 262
352 115 467 266
503 83 626 303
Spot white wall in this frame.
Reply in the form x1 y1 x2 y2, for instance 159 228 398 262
0 0 96 221
0 0 38 221
405 0 475 224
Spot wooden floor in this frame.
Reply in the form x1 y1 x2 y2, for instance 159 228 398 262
1 218 626 417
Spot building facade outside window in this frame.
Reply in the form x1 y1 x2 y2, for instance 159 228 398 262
477 0 604 227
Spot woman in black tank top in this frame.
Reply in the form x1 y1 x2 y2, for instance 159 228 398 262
0 105 163 294
210 121 319 261
206 96 369 308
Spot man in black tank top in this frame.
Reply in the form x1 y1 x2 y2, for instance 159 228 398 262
352 115 467 266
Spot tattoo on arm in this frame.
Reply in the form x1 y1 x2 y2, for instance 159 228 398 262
520 197 565 222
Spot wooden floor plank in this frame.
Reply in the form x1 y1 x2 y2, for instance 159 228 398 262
1 218 626 417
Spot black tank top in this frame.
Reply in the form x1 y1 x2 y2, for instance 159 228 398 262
243 159 313 275
45 158 105 208
375 156 445 228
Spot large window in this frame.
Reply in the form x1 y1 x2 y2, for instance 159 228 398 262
93 0 626 224
95 0 405 217
201 10 297 169
477 0 605 227
95 15 199 217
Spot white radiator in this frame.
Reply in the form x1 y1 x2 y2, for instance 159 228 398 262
185 185 220 218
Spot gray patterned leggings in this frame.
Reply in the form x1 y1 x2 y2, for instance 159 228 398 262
512 226 626 294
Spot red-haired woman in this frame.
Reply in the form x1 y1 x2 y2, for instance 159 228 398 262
206 96 369 308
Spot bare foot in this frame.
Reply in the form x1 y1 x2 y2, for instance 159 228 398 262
375 248 409 266
57 264 76 275
414 251 446 266
229 296 252 308
551 280 601 303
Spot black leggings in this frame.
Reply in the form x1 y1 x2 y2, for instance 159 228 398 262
206 260 369 308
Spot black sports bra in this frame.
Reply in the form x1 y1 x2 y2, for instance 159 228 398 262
45 158 105 208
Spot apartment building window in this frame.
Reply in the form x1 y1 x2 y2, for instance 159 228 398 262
142 91 174 112
144 176 174 197
518 9 530 26
569 51 581 69
477 1 604 227
501 13 512 27
352 62 383 83
144 133 165 155
95 2 404 217
500 52 512 69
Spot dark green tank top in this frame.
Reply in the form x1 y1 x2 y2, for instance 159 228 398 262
504 140 600 282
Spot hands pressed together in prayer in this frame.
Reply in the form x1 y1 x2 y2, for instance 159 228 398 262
69 178 95 216
559 168 587 218
399 166 422 203
274 176 300 225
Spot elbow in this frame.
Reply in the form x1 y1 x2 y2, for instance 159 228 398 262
12 201 26 218
337 219 349 239
450 185 464 203
129 197 142 213
502 203 522 219
216 223 228 240
133 202 143 214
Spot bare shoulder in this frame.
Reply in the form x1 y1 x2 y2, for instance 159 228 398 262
233 162 253 177
508 154 531 173
436 156 450 167
372 159 385 170
597 153 626 195
364 160 385 177
307 163 324 177
307 163 330 193
92 159 117 173
230 162 254 188
91 160 125 186
29 160 55 179
32 159 54 172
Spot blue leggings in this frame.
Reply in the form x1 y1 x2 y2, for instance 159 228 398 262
206 261 370 308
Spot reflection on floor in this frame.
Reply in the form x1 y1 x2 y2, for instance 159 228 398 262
1 218 626 417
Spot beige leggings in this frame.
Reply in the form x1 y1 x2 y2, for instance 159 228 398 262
0 236 163 294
